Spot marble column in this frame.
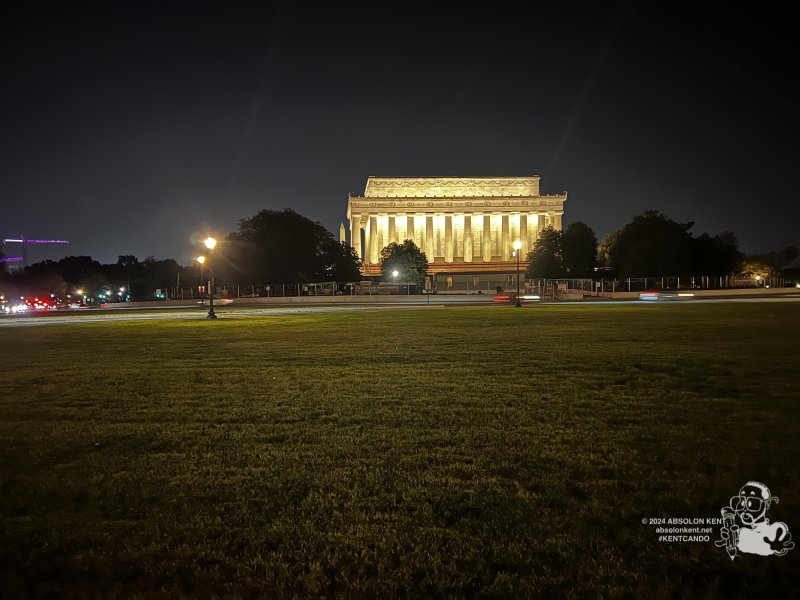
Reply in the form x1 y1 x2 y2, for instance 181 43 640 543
445 216 453 263
530 213 540 242
554 213 562 231
351 216 361 260
482 215 492 262
388 216 396 245
425 216 434 259
501 215 510 261
407 216 415 245
369 216 378 264
464 215 472 262
363 217 371 264
519 214 528 254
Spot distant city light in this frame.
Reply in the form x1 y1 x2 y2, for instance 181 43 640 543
2 238 69 244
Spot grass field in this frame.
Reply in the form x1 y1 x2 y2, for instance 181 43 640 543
1 303 799 598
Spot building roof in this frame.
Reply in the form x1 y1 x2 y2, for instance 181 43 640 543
363 176 542 199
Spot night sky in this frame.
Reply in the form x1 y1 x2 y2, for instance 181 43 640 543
2 1 797 267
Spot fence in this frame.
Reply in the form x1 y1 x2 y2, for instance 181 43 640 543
163 281 413 300
160 274 786 300
594 275 785 293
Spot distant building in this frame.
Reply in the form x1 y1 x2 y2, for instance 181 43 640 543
345 176 566 287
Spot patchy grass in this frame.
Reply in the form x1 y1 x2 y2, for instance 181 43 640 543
1 303 798 597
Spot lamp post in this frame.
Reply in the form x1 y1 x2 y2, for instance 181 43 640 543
196 255 206 297
204 237 217 319
513 240 522 307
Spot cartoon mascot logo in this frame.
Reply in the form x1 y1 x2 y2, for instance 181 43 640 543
716 481 794 560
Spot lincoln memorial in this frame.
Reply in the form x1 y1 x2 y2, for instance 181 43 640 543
345 176 567 277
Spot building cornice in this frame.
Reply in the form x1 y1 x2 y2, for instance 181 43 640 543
347 194 566 217
363 176 544 198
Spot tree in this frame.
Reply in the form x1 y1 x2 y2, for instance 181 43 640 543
142 257 181 289
597 230 621 272
741 245 799 277
767 245 799 273
561 221 598 277
224 208 361 283
379 240 428 284
111 255 146 299
607 211 693 277
55 256 105 287
738 258 771 279
525 226 564 278
690 232 742 276
321 240 362 282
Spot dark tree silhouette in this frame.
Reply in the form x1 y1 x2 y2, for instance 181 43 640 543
607 211 694 277
525 226 564 279
561 221 598 277
691 232 742 276
223 208 361 283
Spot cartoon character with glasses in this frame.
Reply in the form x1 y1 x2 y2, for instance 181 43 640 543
716 481 794 560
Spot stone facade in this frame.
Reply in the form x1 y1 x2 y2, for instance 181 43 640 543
346 176 566 275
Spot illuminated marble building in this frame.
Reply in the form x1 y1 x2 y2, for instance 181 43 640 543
346 176 567 280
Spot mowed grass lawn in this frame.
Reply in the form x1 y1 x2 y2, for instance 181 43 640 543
1 303 798 598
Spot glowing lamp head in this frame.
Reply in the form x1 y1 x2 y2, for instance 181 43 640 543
196 255 206 265
204 237 217 250
513 240 522 251
392 270 399 278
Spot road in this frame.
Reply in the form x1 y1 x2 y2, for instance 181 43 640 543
0 303 449 328
1 294 799 328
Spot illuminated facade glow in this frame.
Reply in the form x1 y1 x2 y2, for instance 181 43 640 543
346 176 566 275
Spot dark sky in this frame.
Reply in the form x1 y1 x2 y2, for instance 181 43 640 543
2 1 797 266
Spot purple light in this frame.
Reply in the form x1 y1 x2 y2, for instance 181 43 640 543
0 256 22 262
2 238 69 244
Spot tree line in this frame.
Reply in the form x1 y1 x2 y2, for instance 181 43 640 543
1 208 797 300
527 210 797 280
0 209 362 300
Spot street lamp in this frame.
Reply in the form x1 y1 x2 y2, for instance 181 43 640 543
204 237 217 319
513 240 522 307
196 255 206 296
